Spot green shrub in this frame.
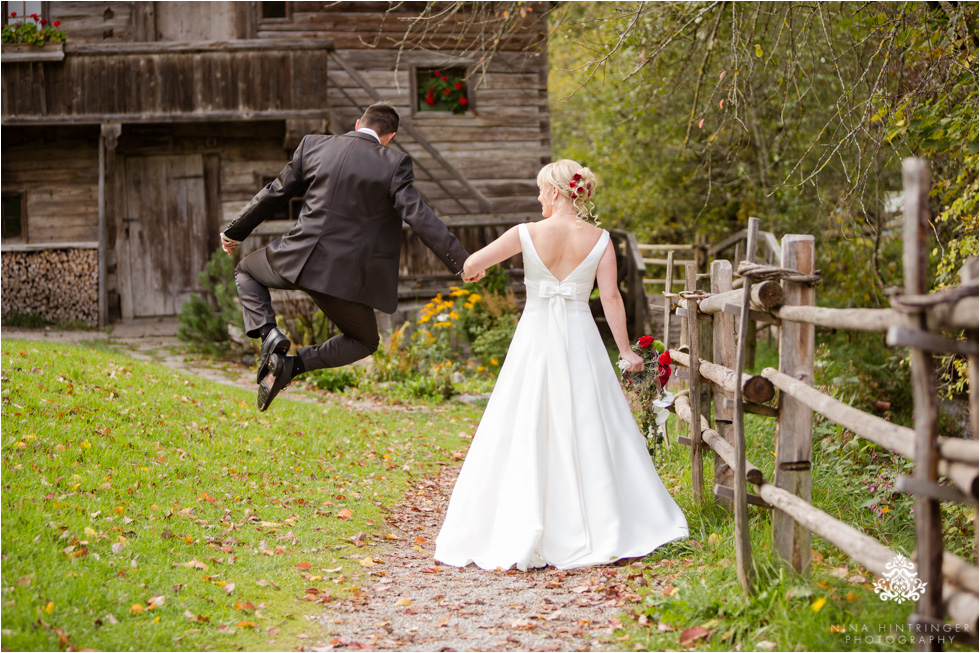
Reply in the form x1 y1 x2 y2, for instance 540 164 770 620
177 249 243 358
305 365 364 393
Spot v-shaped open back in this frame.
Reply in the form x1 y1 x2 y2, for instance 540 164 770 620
519 223 609 284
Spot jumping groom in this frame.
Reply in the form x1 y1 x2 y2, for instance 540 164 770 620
221 101 481 410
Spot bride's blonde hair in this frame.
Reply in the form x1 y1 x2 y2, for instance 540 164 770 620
537 159 599 224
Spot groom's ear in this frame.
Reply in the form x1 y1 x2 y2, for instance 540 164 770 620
355 118 361 131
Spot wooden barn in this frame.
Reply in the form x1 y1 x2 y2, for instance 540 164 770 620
1 1 550 328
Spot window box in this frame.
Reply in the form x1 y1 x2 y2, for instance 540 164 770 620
1 42 64 62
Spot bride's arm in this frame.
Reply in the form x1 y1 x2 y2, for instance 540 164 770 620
597 242 644 373
461 225 522 280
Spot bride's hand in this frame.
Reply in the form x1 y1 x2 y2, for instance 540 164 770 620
620 350 644 373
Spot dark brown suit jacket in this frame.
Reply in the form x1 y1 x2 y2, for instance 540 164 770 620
224 131 469 313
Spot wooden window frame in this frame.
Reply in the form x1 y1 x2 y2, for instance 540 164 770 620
256 0 290 24
1 191 28 244
410 64 476 117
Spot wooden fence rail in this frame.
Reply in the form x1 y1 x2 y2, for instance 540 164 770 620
659 159 978 649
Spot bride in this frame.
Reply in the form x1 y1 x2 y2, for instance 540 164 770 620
436 160 688 571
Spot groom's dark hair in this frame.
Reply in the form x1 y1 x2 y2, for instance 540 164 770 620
360 101 400 136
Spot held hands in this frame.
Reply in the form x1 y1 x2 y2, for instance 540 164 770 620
618 350 645 374
221 233 239 255
461 257 486 284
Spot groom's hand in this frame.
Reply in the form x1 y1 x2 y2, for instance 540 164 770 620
220 233 239 255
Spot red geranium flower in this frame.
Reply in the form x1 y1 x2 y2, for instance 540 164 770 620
433 70 442 76
455 82 464 90
425 96 435 106
40 18 47 24
638 335 655 349
443 88 451 95
441 76 449 82
459 97 468 106
11 11 17 16
53 20 60 26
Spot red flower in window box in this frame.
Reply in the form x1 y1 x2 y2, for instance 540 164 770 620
459 97 468 106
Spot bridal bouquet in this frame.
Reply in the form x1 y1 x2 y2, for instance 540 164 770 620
619 336 674 458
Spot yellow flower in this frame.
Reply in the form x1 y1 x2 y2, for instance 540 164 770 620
434 321 452 328
418 314 431 323
477 366 485 372
449 285 460 292
449 312 460 320
464 302 474 310
468 294 482 303
450 287 470 297
490 358 499 365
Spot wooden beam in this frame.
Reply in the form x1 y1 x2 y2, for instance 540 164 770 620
903 159 944 644
64 39 336 55
670 350 775 403
774 233 815 574
699 281 784 314
685 261 704 503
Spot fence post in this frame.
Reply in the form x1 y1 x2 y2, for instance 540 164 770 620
685 261 704 502
711 260 736 508
774 234 815 573
902 159 944 649
663 251 675 349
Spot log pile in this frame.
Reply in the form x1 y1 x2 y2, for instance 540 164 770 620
1 249 99 326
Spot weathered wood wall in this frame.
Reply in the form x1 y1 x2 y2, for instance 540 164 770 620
0 125 100 243
3 1 552 320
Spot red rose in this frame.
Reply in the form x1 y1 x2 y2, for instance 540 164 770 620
455 82 464 89
459 97 468 105
425 96 435 106
659 351 671 365
443 89 451 95
638 336 655 349
658 363 671 387
572 173 581 181
569 181 577 188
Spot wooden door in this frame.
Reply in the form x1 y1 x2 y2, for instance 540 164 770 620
122 155 208 318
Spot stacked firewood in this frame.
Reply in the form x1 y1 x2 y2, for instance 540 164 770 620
1 249 99 326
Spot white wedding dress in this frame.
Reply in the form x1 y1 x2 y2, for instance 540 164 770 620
435 224 689 571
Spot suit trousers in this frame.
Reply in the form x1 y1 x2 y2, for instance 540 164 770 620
234 248 380 373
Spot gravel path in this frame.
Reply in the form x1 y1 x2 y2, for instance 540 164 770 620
315 463 655 652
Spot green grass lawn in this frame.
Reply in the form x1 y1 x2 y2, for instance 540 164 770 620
1 339 480 651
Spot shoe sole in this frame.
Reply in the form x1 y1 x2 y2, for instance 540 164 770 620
256 337 291 384
257 354 290 412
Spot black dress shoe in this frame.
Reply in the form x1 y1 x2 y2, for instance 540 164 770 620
257 353 294 412
257 328 291 384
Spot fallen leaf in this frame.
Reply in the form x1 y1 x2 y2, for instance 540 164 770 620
237 621 257 628
811 597 826 611
130 604 145 615
679 625 711 647
358 557 375 567
224 582 236 595
395 598 412 606
179 559 208 570
148 595 166 609
296 562 312 570
337 509 353 520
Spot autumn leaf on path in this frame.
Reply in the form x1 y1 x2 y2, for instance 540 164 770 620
679 625 711 647
395 598 412 606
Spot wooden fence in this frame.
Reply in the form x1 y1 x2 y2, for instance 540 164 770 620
662 159 978 649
